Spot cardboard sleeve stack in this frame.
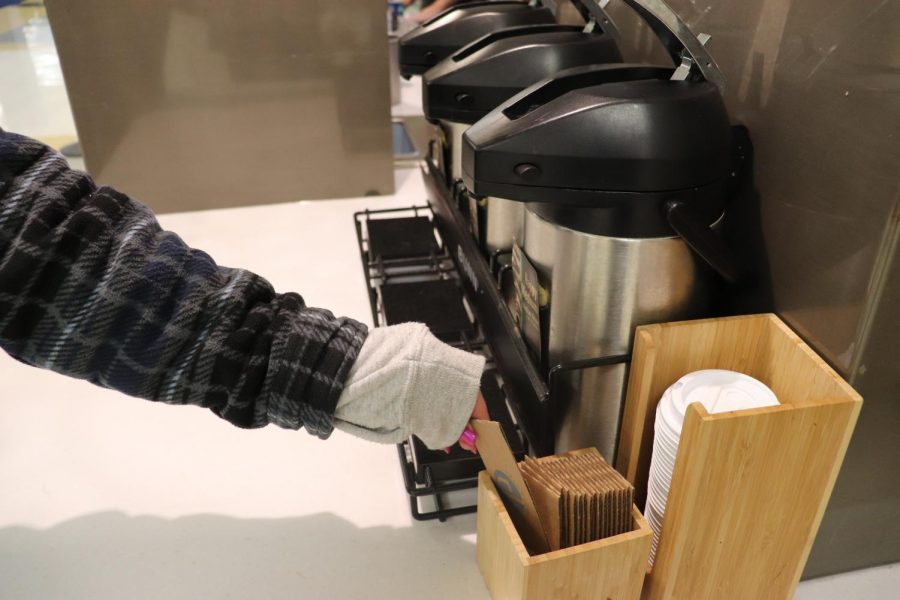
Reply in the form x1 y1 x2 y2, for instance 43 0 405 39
476 314 862 600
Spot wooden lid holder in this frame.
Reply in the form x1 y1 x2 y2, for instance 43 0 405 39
616 313 862 600
475 314 861 599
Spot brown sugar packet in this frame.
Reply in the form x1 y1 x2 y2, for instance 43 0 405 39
558 457 591 546
541 461 572 548
566 490 576 544
622 486 635 535
520 458 563 551
584 480 595 544
615 487 626 536
567 454 609 541
583 451 634 537
532 456 566 548
571 452 629 539
611 494 621 539
588 461 631 537
609 482 631 536
570 456 604 541
613 488 624 538
532 457 570 549
536 455 595 547
564 458 594 545
604 471 627 537
571 480 581 547
572 462 591 545
575 470 588 546
582 471 595 545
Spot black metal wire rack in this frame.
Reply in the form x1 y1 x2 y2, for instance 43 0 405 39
353 206 525 521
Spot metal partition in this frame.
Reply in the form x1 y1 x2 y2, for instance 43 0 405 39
46 0 394 211
602 0 900 578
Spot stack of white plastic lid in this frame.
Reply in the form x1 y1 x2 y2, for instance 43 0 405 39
645 369 779 566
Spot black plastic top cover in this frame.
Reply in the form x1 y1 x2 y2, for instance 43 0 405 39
461 63 735 236
423 25 623 124
399 1 556 78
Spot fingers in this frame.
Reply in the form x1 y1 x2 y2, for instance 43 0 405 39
459 426 477 453
444 425 478 454
442 391 488 454
471 392 489 421
461 392 487 453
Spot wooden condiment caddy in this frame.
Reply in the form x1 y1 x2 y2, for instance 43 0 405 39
476 314 860 599
476 470 652 600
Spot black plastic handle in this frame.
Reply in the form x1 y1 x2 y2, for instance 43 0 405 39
570 0 623 47
665 199 741 284
621 0 725 89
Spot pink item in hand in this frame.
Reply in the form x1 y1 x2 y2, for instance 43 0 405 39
460 426 477 448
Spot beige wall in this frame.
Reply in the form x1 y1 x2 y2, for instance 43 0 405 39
603 0 900 578
46 0 394 212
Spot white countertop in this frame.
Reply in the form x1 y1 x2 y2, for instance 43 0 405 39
1 159 895 600
0 167 488 600
393 72 424 119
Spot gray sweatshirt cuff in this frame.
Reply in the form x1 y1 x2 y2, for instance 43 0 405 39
333 323 485 449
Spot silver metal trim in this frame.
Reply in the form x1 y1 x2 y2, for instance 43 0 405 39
622 0 726 89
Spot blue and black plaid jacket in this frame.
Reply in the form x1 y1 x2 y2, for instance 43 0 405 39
0 130 367 436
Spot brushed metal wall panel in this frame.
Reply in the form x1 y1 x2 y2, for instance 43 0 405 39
603 0 900 577
45 0 394 212
812 207 900 576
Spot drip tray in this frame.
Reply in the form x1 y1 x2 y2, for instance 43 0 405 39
380 279 474 343
367 216 438 260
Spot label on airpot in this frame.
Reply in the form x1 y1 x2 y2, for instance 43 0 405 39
512 244 545 365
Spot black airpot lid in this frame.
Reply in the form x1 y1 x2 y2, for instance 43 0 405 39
423 24 623 124
454 4 745 282
461 63 736 231
459 63 738 242
398 1 555 78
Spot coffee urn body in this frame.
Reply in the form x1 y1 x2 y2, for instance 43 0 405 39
463 64 741 461
423 24 622 254
522 209 710 457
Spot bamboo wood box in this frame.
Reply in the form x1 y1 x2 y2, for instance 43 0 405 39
476 471 653 600
615 314 863 600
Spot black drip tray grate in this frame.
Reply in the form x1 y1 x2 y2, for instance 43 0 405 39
367 216 438 260
380 279 474 343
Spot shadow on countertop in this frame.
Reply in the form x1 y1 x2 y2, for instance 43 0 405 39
0 512 486 600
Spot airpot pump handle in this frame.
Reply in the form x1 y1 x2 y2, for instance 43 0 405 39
664 200 741 284
568 0 624 48
620 0 726 90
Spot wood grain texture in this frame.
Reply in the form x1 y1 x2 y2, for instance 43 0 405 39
611 314 862 600
477 471 652 600
616 328 658 493
477 471 528 600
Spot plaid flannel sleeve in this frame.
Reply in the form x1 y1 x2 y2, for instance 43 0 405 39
0 130 367 436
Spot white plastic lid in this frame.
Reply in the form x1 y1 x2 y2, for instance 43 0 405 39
659 369 779 436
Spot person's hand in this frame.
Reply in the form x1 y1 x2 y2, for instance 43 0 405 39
471 391 489 421
448 392 487 454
